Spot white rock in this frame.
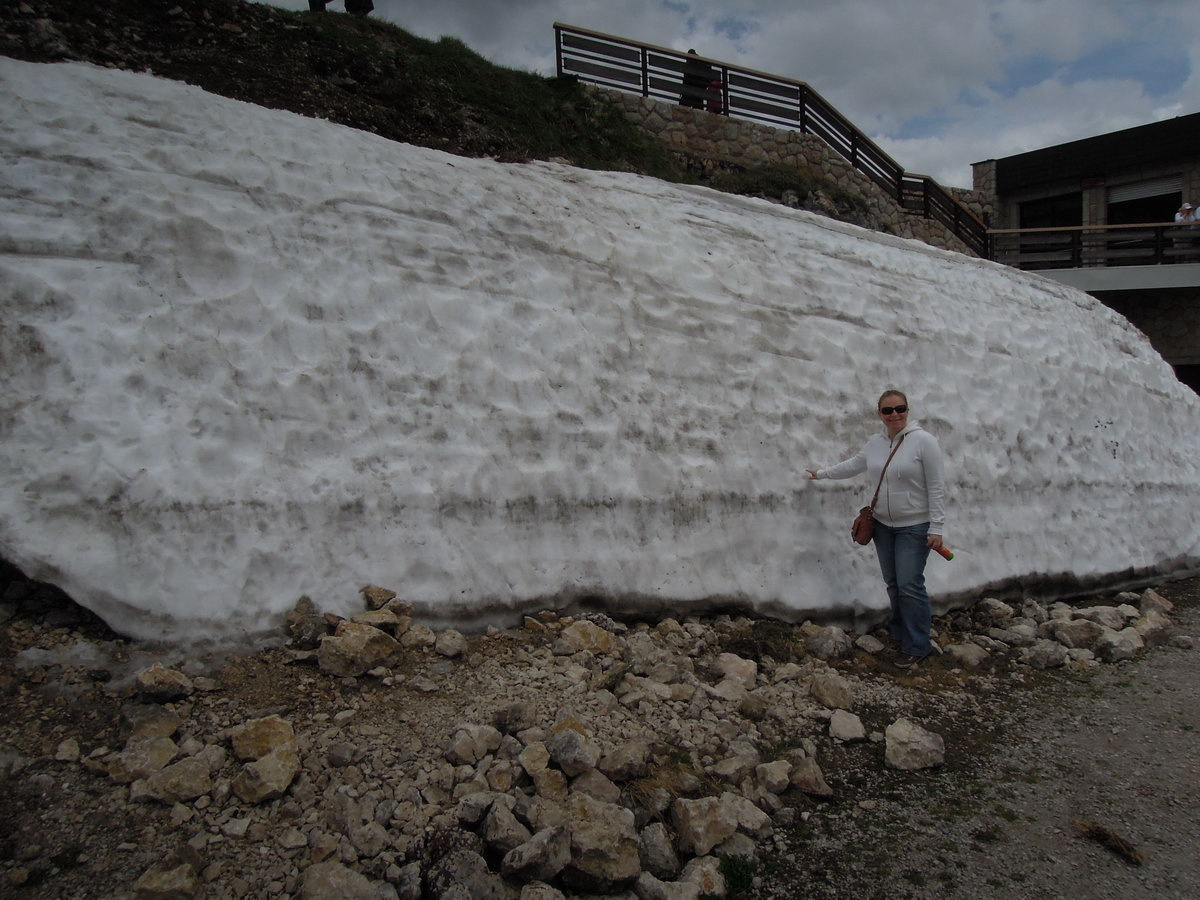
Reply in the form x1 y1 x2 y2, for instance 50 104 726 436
715 652 757 689
55 739 81 762
435 629 468 658
829 709 866 742
809 672 854 709
1095 627 1145 662
884 718 945 770
806 626 853 660
946 643 989 667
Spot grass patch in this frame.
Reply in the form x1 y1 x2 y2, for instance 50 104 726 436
718 854 757 895
971 825 1005 843
716 619 806 664
297 13 686 175
1072 819 1146 865
294 13 872 207
706 163 869 215
624 753 722 818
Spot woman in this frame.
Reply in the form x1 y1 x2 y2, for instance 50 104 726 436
805 390 946 668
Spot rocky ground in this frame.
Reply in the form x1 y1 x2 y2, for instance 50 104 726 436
765 579 1200 900
1 563 1196 899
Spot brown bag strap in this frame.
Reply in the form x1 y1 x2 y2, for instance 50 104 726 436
867 433 906 511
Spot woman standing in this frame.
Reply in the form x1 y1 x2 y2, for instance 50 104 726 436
806 390 946 668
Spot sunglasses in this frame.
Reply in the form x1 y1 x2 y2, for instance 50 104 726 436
879 405 908 415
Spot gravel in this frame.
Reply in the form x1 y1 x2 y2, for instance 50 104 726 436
753 576 1200 899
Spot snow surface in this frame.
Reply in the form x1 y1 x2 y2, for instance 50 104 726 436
2 59 1199 645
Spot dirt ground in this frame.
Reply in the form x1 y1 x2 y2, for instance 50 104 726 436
755 575 1200 899
1 569 1196 898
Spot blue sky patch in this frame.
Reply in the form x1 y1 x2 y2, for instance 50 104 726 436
713 15 758 43
1062 41 1189 97
891 108 957 140
995 55 1060 95
994 41 1189 99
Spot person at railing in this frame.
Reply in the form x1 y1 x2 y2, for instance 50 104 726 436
805 390 947 669
680 50 716 110
705 77 724 114
1173 202 1198 262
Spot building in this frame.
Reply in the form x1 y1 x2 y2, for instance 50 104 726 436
973 114 1200 392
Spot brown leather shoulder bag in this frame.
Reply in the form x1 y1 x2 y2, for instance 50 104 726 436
851 433 906 545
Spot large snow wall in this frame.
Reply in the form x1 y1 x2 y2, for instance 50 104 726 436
2 59 1199 644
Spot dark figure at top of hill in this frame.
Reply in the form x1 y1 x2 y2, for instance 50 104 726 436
680 50 716 110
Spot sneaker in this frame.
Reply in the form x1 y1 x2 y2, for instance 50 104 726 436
894 653 927 669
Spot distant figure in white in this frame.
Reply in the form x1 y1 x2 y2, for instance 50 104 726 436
309 0 374 14
806 390 947 668
1174 201 1198 262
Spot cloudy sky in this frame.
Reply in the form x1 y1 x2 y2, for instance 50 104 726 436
274 1 1199 188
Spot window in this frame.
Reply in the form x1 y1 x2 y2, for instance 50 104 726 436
1019 192 1082 229
1107 176 1183 225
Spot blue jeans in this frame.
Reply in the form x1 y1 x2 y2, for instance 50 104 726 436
872 521 932 657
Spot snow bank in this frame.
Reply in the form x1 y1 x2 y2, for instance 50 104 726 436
2 59 1198 643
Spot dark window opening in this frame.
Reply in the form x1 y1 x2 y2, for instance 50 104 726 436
1107 192 1182 226
1019 192 1082 229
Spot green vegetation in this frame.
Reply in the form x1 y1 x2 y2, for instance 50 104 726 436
303 11 682 173
717 619 806 663
291 7 871 210
718 854 757 894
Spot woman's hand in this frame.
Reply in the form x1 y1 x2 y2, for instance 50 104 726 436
927 534 944 550
805 468 819 480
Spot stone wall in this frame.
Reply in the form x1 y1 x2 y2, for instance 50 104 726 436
969 160 997 225
949 185 992 227
1096 287 1200 367
599 89 980 258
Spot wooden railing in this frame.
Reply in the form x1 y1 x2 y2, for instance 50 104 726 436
990 223 1200 270
554 22 989 258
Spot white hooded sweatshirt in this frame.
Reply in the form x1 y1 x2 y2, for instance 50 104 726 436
815 420 946 535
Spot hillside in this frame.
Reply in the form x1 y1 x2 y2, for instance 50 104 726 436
0 0 869 223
